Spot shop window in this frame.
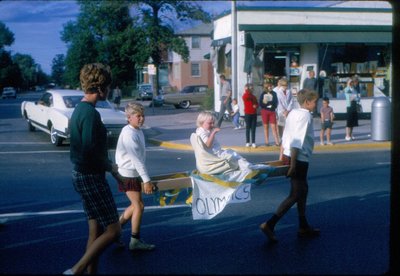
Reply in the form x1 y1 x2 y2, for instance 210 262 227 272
319 44 390 98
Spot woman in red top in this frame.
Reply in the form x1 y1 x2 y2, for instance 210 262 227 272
242 83 258 148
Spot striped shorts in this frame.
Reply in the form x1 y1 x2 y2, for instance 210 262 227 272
72 170 119 229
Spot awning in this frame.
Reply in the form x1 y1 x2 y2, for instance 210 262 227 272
211 36 231 47
249 31 392 45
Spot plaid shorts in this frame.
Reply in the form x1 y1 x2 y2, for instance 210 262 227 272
72 170 119 229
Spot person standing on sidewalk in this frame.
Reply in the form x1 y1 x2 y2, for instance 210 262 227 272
115 102 156 251
275 78 293 141
216 74 232 128
231 98 241 129
275 78 293 159
242 83 258 148
259 81 279 146
65 63 121 275
112 86 122 109
260 89 320 243
344 78 359 141
320 97 335 145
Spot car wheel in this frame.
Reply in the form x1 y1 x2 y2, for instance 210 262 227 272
28 121 35 132
179 100 191 109
50 125 63 146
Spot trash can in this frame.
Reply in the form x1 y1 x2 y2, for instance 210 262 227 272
371 97 391 141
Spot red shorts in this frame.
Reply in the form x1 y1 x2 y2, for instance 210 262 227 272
261 109 277 124
117 176 142 192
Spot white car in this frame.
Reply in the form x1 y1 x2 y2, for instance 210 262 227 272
21 89 127 146
2 87 17 99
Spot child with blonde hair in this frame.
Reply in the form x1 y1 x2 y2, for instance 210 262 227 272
115 102 156 251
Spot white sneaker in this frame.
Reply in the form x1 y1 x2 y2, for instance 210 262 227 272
234 127 239 130
129 238 155 251
345 136 351 141
320 142 325 146
252 143 257 148
245 143 250 147
63 269 74 275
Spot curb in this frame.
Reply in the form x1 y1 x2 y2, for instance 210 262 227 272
147 138 391 153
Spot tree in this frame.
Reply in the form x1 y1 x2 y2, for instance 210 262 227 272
131 1 212 94
51 54 66 87
0 21 14 49
0 21 19 89
12 54 38 90
61 0 143 89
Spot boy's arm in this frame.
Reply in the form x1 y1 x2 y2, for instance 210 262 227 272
205 128 220 148
287 147 299 177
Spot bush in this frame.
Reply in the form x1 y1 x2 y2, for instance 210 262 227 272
200 88 214 110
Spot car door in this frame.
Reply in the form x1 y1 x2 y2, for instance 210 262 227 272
192 86 207 105
32 92 53 127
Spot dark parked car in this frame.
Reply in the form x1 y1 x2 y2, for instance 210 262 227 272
136 84 153 101
163 85 208 109
2 87 17 99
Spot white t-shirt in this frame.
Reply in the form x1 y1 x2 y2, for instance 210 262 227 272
196 127 223 156
281 108 314 162
115 124 150 183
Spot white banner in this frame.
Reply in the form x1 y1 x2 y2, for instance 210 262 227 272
191 175 251 220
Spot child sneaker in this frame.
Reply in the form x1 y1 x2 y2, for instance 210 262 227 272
129 237 155 251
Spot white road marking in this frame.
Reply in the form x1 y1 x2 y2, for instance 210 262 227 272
0 205 189 219
0 151 69 154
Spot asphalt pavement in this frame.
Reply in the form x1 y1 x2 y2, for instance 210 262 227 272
121 99 391 153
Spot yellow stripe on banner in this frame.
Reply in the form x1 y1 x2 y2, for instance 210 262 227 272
193 170 258 188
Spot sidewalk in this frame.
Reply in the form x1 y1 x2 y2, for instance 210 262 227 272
122 99 391 153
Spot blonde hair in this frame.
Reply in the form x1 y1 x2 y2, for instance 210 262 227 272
80 63 112 94
297 89 318 105
196 111 215 128
278 78 288 87
125 102 145 116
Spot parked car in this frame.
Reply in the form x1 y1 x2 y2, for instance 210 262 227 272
1 87 17 99
137 83 153 101
163 85 208 109
21 89 126 146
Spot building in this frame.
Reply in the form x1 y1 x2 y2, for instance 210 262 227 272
167 23 214 92
211 1 392 114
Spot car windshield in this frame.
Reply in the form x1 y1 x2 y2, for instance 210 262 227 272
181 87 192 94
63 96 82 108
63 96 112 109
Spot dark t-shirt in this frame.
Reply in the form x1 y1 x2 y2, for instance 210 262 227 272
70 101 112 174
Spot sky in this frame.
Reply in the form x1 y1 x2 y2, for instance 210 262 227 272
0 0 343 75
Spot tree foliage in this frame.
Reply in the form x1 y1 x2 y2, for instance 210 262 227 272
61 0 143 89
60 0 211 93
131 0 211 93
51 54 66 87
1 21 48 91
0 22 14 49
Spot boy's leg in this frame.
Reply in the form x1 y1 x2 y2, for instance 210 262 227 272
320 129 324 144
326 127 332 143
125 191 143 235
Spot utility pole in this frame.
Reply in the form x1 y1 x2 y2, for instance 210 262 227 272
231 1 238 100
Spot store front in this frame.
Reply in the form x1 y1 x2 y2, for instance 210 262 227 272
211 4 392 115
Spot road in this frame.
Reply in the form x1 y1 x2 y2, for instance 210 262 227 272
0 94 390 274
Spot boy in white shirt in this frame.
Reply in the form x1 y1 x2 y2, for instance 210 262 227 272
115 102 156 251
260 89 320 243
